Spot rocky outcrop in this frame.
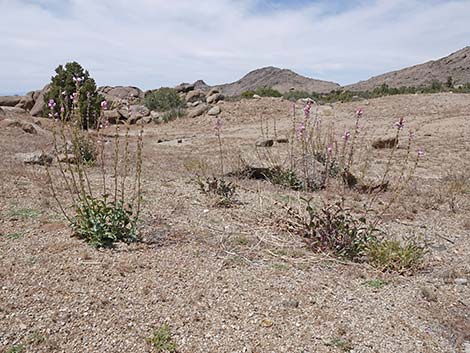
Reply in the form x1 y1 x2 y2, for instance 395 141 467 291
97 86 144 104
0 95 22 107
17 151 53 166
30 84 50 117
187 104 208 119
16 91 36 110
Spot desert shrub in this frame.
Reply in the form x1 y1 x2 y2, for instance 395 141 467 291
197 177 237 207
283 90 311 101
241 90 256 99
44 61 102 129
73 196 137 247
254 87 282 97
301 199 377 260
161 108 185 123
146 324 177 352
144 88 184 112
367 240 424 273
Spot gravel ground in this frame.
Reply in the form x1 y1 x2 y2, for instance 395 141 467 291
1 93 469 352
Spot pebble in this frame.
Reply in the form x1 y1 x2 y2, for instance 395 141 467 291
455 278 468 285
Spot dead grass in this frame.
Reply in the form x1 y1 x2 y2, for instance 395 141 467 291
0 93 469 352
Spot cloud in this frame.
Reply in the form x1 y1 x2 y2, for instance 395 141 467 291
0 0 469 94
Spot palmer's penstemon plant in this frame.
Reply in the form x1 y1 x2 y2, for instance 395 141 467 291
46 76 144 247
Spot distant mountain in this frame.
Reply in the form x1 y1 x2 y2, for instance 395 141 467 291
346 47 470 91
214 66 340 96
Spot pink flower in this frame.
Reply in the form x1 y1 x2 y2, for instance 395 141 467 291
327 144 333 154
296 121 306 138
417 148 425 158
303 101 312 119
60 106 65 113
395 117 405 130
104 118 110 128
342 131 351 142
48 99 56 109
355 107 364 118
214 118 222 132
101 100 108 110
71 92 78 103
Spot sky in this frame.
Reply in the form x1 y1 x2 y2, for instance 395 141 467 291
1 0 469 94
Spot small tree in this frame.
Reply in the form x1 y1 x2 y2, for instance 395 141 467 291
44 61 102 129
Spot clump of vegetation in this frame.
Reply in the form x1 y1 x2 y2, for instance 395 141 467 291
144 87 184 112
367 240 424 273
72 196 138 247
47 74 144 248
44 61 103 129
302 199 377 260
146 324 177 352
197 177 237 207
241 87 282 98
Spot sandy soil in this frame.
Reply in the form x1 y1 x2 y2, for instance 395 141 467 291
0 93 469 352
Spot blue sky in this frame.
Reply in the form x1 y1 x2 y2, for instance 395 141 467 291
1 0 469 94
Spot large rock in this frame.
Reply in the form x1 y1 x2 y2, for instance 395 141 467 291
98 86 144 104
187 104 208 119
103 109 123 124
16 91 35 110
174 83 195 93
1 118 38 134
0 107 5 117
186 89 206 103
30 84 50 117
0 95 22 107
208 105 221 116
206 93 224 104
17 151 53 166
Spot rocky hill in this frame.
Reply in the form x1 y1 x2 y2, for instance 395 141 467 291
215 66 340 96
346 46 470 91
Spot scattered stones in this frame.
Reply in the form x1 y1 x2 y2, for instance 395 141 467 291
372 136 398 149
187 104 208 119
57 153 77 164
187 101 202 107
454 278 468 285
208 105 221 116
207 88 220 96
420 286 438 302
281 299 299 308
276 137 289 143
206 93 224 105
252 94 261 99
256 138 274 147
0 95 22 107
17 151 53 166
136 116 153 125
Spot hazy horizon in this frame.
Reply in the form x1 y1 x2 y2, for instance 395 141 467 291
1 0 470 95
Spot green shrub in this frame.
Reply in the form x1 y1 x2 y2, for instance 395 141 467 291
241 90 255 99
146 324 177 352
44 61 102 129
74 132 97 164
72 196 138 248
144 88 184 112
254 87 282 97
367 240 424 273
283 90 311 101
161 108 185 123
